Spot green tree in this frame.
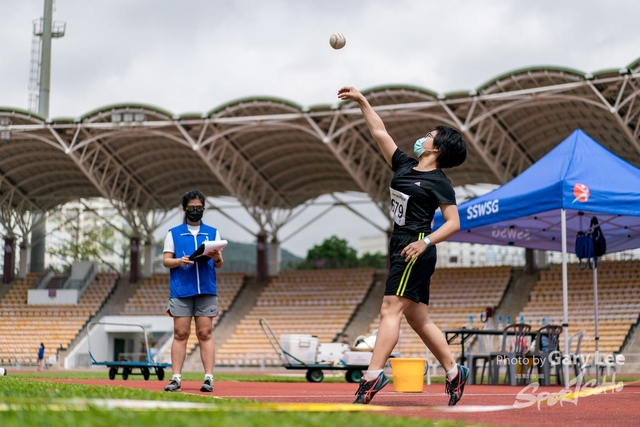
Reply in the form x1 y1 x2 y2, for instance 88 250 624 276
296 235 358 269
48 207 121 272
307 235 357 262
358 252 387 269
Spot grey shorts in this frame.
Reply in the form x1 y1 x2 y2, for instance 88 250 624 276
166 295 218 317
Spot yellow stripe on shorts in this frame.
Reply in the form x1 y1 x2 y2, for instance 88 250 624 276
396 233 423 297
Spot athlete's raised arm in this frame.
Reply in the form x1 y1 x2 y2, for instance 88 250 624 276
338 86 397 167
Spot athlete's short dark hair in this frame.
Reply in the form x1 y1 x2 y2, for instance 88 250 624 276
433 125 467 168
181 189 205 209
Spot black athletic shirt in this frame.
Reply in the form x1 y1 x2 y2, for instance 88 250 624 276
389 148 457 234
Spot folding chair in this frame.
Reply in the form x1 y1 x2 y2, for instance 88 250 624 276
488 323 531 385
528 324 563 385
468 333 494 384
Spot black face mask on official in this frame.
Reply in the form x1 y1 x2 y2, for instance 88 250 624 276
186 209 203 222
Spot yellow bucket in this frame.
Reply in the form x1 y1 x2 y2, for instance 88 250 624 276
390 358 426 392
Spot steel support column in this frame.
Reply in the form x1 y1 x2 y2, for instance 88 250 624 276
256 232 268 283
130 236 141 283
2 236 15 283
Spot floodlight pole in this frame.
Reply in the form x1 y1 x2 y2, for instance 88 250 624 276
38 0 53 118
31 0 56 273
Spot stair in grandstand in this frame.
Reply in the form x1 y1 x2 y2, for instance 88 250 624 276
96 275 139 317
619 318 640 367
494 268 537 325
33 269 70 290
212 276 266 349
341 269 386 344
45 273 70 289
0 280 12 301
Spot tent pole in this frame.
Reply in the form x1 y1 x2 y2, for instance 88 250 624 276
593 265 600 386
561 209 570 388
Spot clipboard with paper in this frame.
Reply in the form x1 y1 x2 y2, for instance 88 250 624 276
189 240 228 262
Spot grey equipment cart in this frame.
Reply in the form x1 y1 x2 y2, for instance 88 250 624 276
260 318 368 383
87 321 172 381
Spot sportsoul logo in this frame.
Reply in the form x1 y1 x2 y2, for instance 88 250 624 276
467 199 499 220
573 183 590 203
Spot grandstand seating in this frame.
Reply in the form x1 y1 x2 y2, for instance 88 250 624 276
215 268 375 366
518 260 640 355
365 266 512 360
120 272 245 356
0 272 117 365
2 261 637 370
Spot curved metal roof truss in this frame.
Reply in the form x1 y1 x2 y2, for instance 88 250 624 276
3 63 640 240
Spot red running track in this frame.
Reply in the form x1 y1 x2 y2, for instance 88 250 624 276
39 378 638 427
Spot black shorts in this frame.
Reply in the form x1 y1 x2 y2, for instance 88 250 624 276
386 231 437 304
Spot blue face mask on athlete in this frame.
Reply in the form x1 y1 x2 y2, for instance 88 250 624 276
414 137 426 158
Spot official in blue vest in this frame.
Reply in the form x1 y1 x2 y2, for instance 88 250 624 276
162 189 223 393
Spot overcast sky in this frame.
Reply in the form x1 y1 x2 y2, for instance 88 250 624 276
3 0 640 257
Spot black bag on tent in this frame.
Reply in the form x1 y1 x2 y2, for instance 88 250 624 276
590 216 607 258
575 231 595 270
575 216 606 270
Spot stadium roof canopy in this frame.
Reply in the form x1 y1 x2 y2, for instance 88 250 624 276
2 57 640 233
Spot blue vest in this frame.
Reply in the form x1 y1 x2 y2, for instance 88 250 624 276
168 222 218 298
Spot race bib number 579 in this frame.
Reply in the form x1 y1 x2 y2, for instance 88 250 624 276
390 188 410 226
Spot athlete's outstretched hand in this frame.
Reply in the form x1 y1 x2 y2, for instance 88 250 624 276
338 86 397 166
337 86 365 104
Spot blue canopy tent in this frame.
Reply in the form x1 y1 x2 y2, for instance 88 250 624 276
433 129 640 385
